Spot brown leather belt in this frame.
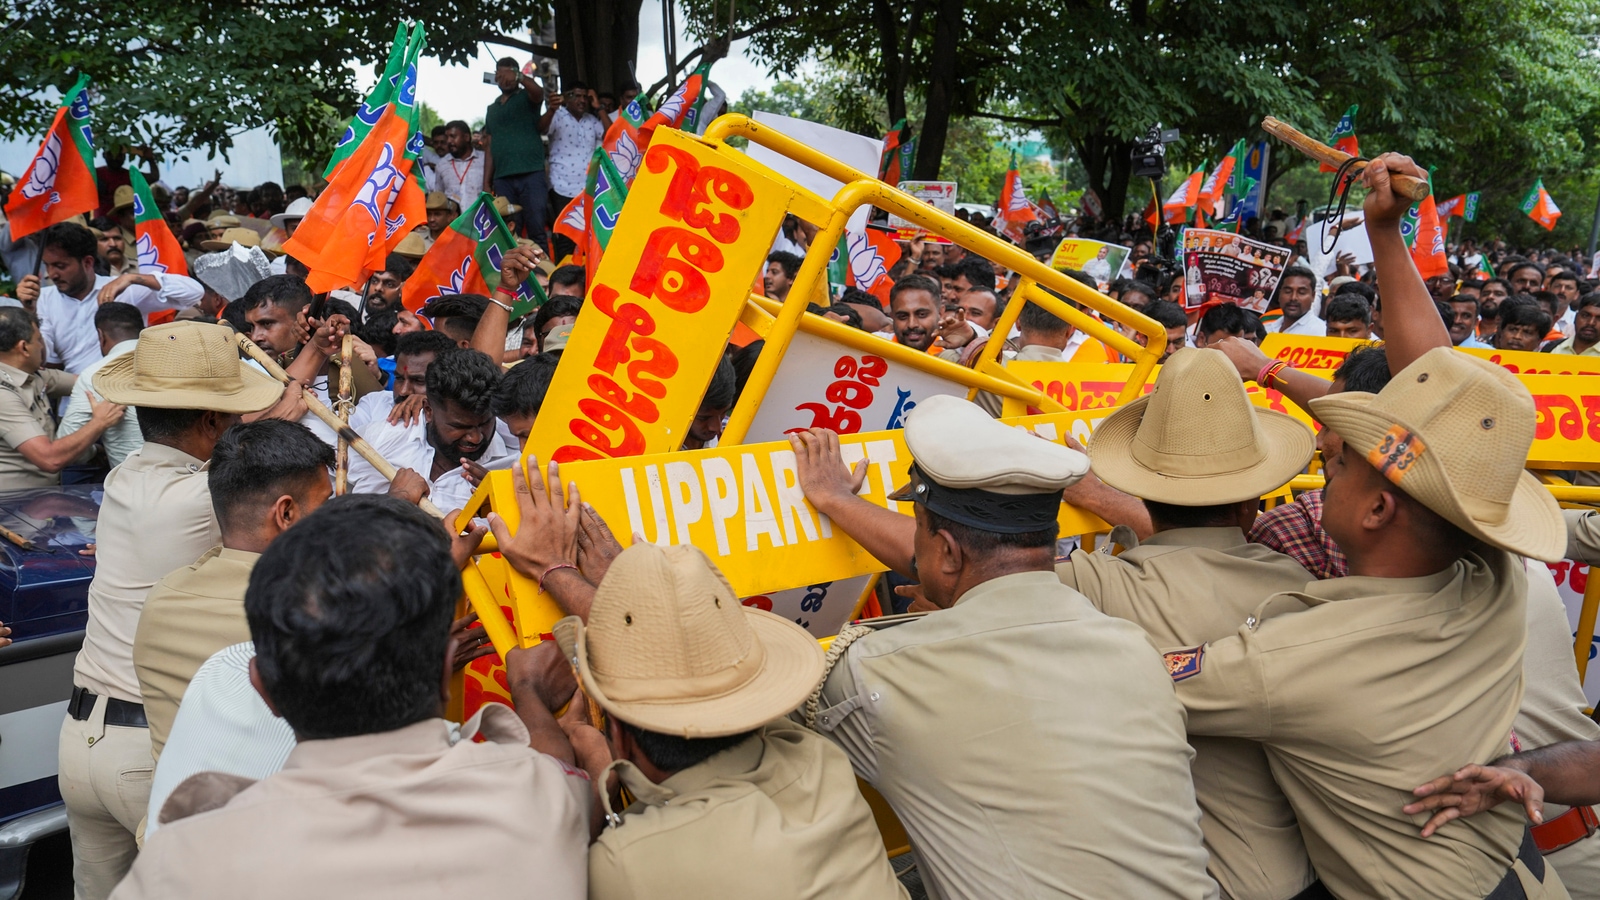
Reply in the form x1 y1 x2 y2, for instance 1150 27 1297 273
68 685 147 728
1532 804 1599 855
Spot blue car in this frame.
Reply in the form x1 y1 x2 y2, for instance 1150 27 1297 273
0 486 101 900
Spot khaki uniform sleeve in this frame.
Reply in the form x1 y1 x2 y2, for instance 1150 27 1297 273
1166 629 1274 742
588 839 640 900
41 368 75 399
0 390 45 450
1565 509 1600 565
810 642 881 783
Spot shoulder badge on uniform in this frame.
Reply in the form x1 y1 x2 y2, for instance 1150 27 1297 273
1164 646 1205 682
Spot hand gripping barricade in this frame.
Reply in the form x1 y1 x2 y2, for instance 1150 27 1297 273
452 116 1169 660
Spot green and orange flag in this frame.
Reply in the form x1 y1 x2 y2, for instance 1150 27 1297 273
285 23 428 293
4 74 98 240
128 168 187 276
880 119 916 186
1198 140 1245 218
1400 170 1447 279
403 192 547 316
1320 105 1359 173
1522 180 1561 231
1162 163 1206 224
998 150 1038 241
583 145 629 288
325 23 408 178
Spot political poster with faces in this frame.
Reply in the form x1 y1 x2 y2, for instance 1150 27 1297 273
890 181 957 242
1048 238 1131 290
1181 228 1292 313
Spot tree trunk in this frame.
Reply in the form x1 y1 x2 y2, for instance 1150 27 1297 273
1075 132 1134 223
871 0 907 126
555 0 643 94
911 0 962 180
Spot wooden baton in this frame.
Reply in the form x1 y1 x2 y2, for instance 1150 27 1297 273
1260 117 1430 202
236 334 446 519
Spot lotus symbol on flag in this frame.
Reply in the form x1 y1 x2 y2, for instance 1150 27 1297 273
135 234 167 274
435 257 471 298
353 144 406 243
612 132 643 184
560 200 584 232
1007 186 1031 213
848 233 888 289
20 131 62 200
656 91 688 125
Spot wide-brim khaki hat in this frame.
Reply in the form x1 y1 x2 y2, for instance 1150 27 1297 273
552 542 823 738
201 227 262 252
1309 347 1564 562
109 184 135 213
1090 348 1315 505
269 196 314 231
94 322 284 413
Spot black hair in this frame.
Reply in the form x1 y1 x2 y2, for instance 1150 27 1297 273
220 297 252 334
825 303 864 330
496 57 519 69
358 310 399 357
93 302 145 341
730 340 763 399
766 251 802 280
1500 297 1553 336
1018 301 1068 335
396 329 457 360
1531 290 1559 316
1324 295 1372 325
242 274 313 314
1333 344 1392 393
444 119 471 135
923 507 1057 553
549 264 586 293
700 355 737 412
424 294 489 341
0 307 36 351
424 348 500 417
1507 260 1546 282
1057 269 1097 291
838 287 882 308
493 352 560 417
383 253 416 283
956 256 996 291
136 407 209 442
532 295 584 338
1279 265 1317 288
1550 270 1581 286
247 495 461 739
620 720 758 772
40 223 97 261
1143 299 1189 330
889 274 941 308
932 262 963 280
1577 292 1600 313
430 125 448 137
1120 281 1159 307
209 420 334 533
1143 500 1241 528
1332 281 1377 306
1199 302 1252 337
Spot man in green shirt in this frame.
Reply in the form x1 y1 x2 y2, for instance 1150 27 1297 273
483 56 549 245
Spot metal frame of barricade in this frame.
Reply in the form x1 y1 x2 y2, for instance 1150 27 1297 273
1290 474 1600 682
703 114 1167 444
975 276 1163 400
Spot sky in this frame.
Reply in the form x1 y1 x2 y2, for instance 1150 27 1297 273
402 5 782 124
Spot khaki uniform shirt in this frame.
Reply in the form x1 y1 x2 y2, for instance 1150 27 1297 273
0 361 73 490
1057 527 1317 900
133 546 259 760
590 720 907 900
975 343 1064 417
1520 561 1600 897
815 571 1218 900
1172 550 1564 899
110 705 591 899
1566 509 1600 564
74 443 219 702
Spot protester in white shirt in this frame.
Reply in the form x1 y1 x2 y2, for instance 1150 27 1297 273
541 85 606 206
56 304 145 467
1264 265 1326 336
348 330 457 433
18 223 201 373
425 120 486 212
347 347 512 511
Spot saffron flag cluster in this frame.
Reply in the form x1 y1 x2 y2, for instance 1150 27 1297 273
4 73 98 240
998 151 1038 241
1522 180 1561 231
403 192 548 317
284 23 428 293
129 168 187 276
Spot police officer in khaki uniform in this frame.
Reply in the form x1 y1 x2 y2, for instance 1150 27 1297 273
532 539 907 900
133 420 334 761
1057 347 1325 900
1169 348 1571 899
792 394 1219 899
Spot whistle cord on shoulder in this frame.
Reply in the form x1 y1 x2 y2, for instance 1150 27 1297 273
1320 155 1369 258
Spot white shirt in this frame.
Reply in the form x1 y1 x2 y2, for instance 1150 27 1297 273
347 416 514 512
57 338 143 466
545 107 605 198
145 642 295 838
39 273 203 373
1267 311 1326 336
425 149 486 214
348 391 397 435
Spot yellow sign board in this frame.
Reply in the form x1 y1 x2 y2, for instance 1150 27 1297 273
1261 333 1600 378
526 128 795 463
997 361 1324 431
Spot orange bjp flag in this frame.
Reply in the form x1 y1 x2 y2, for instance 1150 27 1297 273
5 74 98 240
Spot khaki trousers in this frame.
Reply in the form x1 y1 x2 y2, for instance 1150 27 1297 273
57 694 153 900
